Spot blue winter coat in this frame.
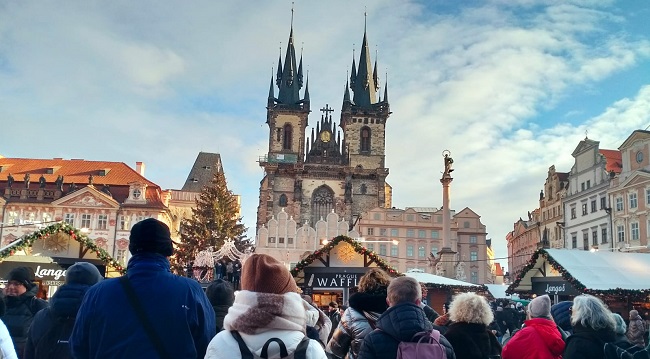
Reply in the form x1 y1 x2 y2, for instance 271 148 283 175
69 253 216 359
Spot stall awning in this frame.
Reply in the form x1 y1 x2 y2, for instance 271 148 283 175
405 269 485 291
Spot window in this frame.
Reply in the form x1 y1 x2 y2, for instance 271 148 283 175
581 182 585 191
360 127 371 152
431 231 439 239
406 245 414 257
278 237 285 244
630 193 638 209
311 186 334 225
470 251 478 261
379 244 387 256
470 235 477 244
367 243 374 251
418 230 426 238
120 215 130 230
570 207 576 219
586 180 591 188
64 213 75 225
367 228 374 235
616 197 623 211
470 271 478 284
380 228 387 236
279 194 288 207
464 221 470 228
418 246 426 258
592 230 598 246
431 247 438 256
601 228 608 244
268 237 276 244
631 222 640 241
97 214 108 230
390 228 398 237
116 249 127 265
288 237 294 245
391 245 398 256
583 232 589 250
647 189 650 206
617 225 625 242
360 184 367 194
601 197 607 210
407 229 415 237
283 124 292 150
581 203 588 216
571 234 577 248
136 216 147 223
591 200 597 213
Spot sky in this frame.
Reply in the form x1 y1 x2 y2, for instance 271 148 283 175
1 0 649 272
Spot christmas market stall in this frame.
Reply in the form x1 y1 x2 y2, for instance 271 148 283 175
507 248 650 315
405 269 487 313
290 235 399 308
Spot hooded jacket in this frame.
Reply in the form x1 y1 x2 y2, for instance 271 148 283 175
444 322 502 359
2 285 48 358
502 318 565 359
627 311 646 347
562 323 615 359
69 253 216 359
357 302 455 359
327 290 388 359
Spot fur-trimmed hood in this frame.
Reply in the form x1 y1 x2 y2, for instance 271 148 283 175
348 290 388 313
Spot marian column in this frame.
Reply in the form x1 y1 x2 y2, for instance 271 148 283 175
438 151 457 279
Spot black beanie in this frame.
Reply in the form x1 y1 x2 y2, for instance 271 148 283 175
8 266 36 289
129 218 173 257
206 279 235 307
66 262 103 286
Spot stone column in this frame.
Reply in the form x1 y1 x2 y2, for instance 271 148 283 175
439 151 457 279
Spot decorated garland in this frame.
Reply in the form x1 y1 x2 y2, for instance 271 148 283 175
506 248 650 298
0 222 126 275
290 235 399 276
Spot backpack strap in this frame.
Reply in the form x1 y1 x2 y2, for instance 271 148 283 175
260 337 289 359
294 336 311 359
231 331 254 359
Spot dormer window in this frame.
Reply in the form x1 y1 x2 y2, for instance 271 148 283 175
133 189 142 199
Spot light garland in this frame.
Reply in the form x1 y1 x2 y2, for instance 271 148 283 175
0 222 125 274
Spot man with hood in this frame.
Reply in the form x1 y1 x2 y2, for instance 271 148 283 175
357 276 455 359
2 267 48 358
70 218 215 358
24 262 103 359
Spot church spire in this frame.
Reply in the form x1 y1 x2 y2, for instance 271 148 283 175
268 73 275 107
351 17 377 108
277 16 302 105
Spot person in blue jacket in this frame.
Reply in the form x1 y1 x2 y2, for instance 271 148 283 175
69 218 216 359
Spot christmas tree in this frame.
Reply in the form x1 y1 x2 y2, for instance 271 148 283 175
170 170 250 274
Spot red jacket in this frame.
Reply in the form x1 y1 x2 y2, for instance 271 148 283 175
502 318 565 359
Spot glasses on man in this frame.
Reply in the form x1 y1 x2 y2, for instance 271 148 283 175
5 281 25 287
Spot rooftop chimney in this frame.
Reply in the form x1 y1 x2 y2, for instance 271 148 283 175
136 162 145 176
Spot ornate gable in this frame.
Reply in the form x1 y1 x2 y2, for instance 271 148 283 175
52 186 120 208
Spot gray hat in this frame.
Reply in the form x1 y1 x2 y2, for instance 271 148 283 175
528 294 552 319
66 262 103 286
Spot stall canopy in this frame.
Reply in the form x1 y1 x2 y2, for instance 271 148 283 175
405 269 485 291
508 248 650 297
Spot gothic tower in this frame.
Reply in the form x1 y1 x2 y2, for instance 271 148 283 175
257 15 390 232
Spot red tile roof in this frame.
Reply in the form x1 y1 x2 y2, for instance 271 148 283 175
599 149 622 173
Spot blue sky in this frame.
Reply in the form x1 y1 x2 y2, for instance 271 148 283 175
1 0 649 272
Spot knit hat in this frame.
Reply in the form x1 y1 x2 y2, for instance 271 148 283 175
241 254 297 294
612 313 627 335
528 294 552 319
129 218 173 257
550 301 572 332
7 266 35 289
206 279 235 307
66 262 103 286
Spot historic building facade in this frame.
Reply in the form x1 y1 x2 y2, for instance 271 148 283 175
608 130 650 251
0 157 171 273
564 138 621 250
507 209 541 278
256 19 391 232
538 165 568 249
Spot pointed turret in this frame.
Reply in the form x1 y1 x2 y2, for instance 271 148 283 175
304 74 310 102
373 57 379 91
298 54 304 88
268 75 275 107
350 55 357 89
383 74 388 103
276 55 283 86
277 27 302 105
351 29 377 107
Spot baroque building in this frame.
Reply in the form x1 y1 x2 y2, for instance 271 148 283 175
563 137 621 250
538 165 568 249
256 18 391 233
507 209 541 278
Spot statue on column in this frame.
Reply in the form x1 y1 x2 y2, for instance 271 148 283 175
293 179 302 202
344 174 353 203
23 173 30 188
455 262 467 281
39 175 46 188
55 175 64 191
88 174 94 185
443 152 454 175
7 173 14 188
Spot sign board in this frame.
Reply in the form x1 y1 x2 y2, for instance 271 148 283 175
531 277 580 296
304 267 369 288
0 261 105 285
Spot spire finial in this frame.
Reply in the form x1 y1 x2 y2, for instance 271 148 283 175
364 7 367 33
291 2 294 29
585 129 589 140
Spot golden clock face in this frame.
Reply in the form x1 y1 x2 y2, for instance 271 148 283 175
320 130 331 142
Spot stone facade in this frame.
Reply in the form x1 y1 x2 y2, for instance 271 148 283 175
539 165 568 249
507 210 541 277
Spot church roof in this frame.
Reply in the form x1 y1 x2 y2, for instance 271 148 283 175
181 152 223 192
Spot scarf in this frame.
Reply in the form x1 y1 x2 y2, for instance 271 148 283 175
223 290 306 335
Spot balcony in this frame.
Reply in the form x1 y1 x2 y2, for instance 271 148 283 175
258 153 298 165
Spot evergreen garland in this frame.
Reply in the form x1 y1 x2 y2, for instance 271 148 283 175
170 170 250 274
0 222 125 274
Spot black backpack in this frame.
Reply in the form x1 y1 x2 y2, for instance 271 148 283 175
231 330 311 359
34 313 76 359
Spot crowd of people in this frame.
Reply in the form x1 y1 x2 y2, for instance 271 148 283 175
1 217 650 359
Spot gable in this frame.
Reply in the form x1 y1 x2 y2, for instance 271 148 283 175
571 139 599 157
618 170 650 189
52 186 120 208
619 130 650 151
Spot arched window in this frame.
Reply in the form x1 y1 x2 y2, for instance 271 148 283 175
283 124 293 150
360 183 367 194
279 194 288 207
360 127 371 152
311 186 334 225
